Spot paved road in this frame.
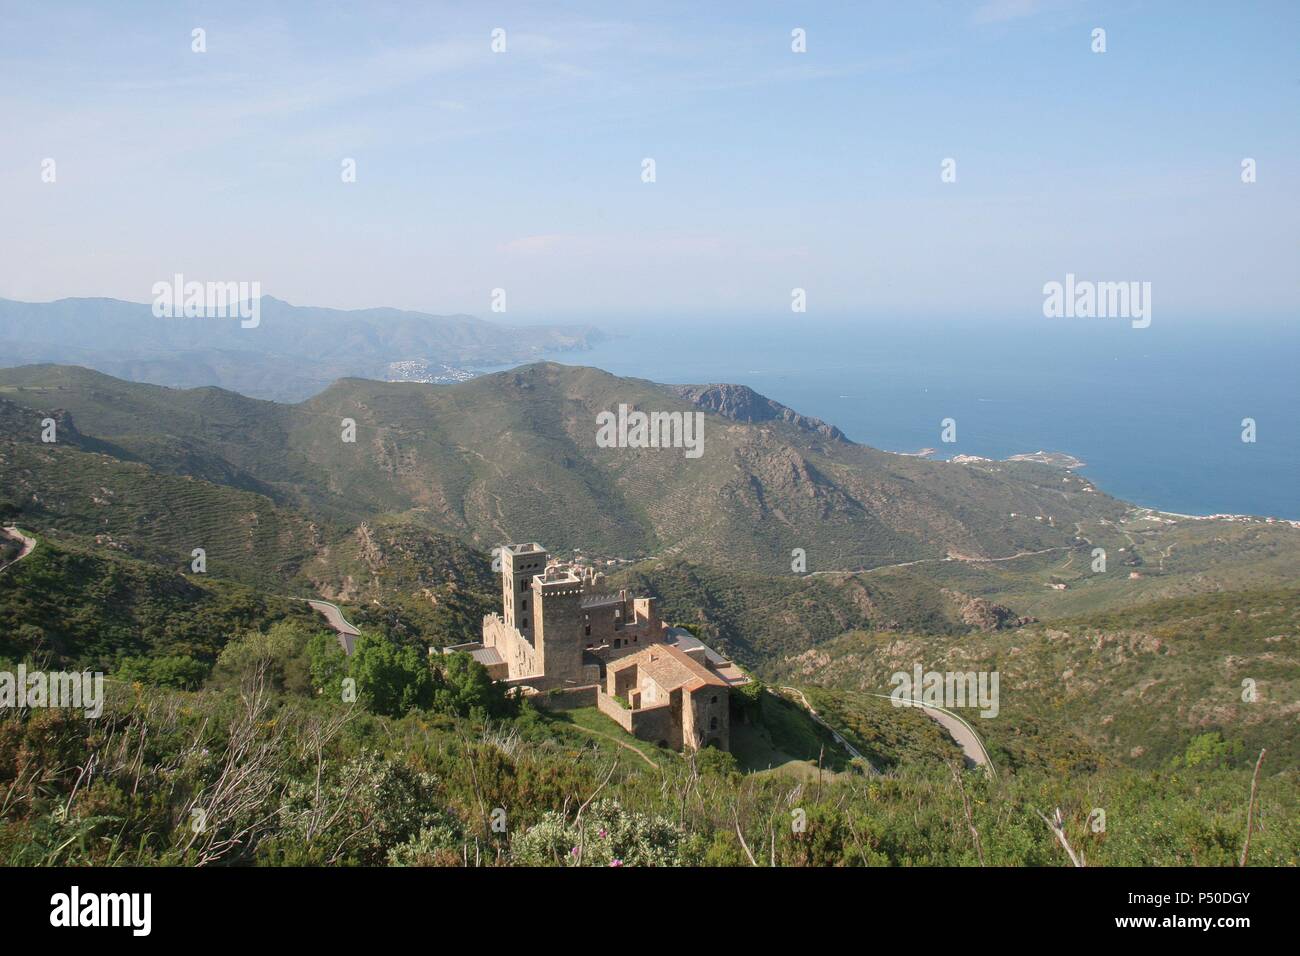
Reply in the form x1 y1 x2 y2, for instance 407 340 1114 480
867 692 996 779
307 599 361 654
0 526 36 575
781 683 995 779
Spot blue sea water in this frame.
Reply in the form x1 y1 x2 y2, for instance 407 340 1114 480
511 315 1299 519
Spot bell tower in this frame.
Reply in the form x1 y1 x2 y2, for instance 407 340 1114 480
500 543 547 640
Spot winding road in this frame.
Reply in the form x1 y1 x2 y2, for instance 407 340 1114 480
0 526 36 575
780 684 996 780
779 686 878 775
866 692 996 779
307 599 361 654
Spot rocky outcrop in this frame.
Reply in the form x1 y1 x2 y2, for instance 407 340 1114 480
942 589 1035 631
670 383 849 443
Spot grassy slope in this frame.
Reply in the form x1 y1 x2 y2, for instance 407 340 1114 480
771 588 1300 772
0 534 321 668
2 676 1295 866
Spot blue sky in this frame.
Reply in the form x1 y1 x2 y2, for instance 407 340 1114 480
2 0 1297 323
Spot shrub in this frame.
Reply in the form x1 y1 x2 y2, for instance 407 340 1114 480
511 798 684 867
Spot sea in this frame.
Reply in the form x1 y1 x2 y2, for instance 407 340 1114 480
496 315 1299 520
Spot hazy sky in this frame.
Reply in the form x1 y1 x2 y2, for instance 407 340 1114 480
2 0 1297 323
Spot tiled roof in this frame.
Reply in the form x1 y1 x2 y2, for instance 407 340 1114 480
621 642 727 693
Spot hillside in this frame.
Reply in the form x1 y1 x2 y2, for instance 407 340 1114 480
0 534 320 669
610 560 1024 666
4 361 1296 658
0 395 329 587
0 362 1138 574
770 588 1300 772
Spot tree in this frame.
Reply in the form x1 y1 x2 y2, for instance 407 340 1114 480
431 651 514 719
209 621 318 694
307 631 348 699
349 634 433 717
1178 732 1242 769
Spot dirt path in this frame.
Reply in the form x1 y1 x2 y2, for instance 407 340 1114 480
563 723 659 769
807 545 1071 579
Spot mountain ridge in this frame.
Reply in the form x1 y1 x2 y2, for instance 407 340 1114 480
1 360 1129 574
0 295 603 401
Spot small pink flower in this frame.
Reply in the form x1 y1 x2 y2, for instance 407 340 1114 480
610 859 623 867
598 829 607 839
570 846 580 856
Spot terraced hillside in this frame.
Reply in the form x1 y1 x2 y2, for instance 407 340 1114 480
0 534 320 668
0 396 328 588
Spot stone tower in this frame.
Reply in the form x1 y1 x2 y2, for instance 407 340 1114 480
533 565 585 683
500 543 547 637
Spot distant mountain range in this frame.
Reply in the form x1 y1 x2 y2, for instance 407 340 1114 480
0 296 603 401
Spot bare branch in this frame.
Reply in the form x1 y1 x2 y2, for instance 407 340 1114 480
1035 806 1084 868
1239 748 1267 867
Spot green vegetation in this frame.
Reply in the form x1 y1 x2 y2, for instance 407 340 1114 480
114 654 210 690
0 363 1140 574
616 561 993 665
1 363 1296 867
798 689 967 771
0 667 1294 866
308 517 498 649
770 588 1300 772
0 536 320 670
729 686 854 778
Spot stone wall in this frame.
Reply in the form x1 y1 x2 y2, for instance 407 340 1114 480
596 689 635 732
684 685 730 752
482 614 542 683
596 690 680 750
530 684 598 711
535 577 585 683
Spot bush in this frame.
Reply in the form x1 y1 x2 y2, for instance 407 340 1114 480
115 654 209 690
273 749 453 865
511 798 685 867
